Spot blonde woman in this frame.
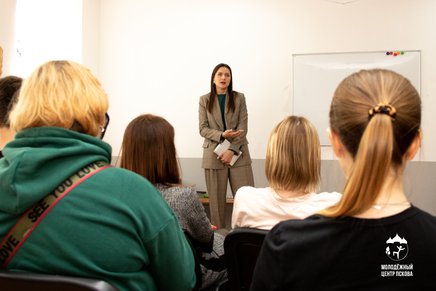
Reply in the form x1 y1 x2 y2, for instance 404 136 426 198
231 116 340 230
0 60 195 291
251 69 436 290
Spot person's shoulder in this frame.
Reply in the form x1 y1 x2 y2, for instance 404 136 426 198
159 184 196 198
265 215 336 247
162 184 201 204
412 205 436 216
313 191 342 201
199 92 211 99
410 206 436 224
273 212 336 233
233 91 245 98
102 166 148 182
235 185 260 199
236 185 256 193
315 191 341 197
235 187 276 213
98 167 161 198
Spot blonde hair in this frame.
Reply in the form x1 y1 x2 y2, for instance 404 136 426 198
9 60 108 136
323 69 421 217
265 116 320 193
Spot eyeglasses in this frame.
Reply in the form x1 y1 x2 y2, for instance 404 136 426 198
100 112 110 140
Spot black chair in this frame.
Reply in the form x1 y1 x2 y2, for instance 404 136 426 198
0 271 118 291
224 228 268 291
184 231 228 291
184 231 204 291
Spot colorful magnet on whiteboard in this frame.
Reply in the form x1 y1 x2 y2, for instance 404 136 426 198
386 51 405 56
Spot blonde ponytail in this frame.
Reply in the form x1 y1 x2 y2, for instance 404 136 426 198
322 69 421 218
323 115 394 217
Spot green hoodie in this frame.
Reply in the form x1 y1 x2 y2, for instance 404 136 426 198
0 127 196 291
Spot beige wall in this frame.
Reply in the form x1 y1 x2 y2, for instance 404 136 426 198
93 0 436 162
0 0 17 76
93 0 436 215
82 0 101 76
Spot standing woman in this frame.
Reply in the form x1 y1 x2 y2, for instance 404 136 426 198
251 69 436 290
199 63 254 229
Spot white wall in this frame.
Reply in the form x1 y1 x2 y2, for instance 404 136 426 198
0 0 17 76
93 0 436 161
82 0 100 76
1 0 83 78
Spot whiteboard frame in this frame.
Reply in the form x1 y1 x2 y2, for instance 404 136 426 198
292 50 421 146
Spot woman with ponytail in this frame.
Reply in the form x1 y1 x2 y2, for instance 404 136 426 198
251 69 436 290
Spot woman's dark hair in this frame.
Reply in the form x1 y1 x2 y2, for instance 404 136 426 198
208 63 236 113
0 76 22 126
120 114 180 185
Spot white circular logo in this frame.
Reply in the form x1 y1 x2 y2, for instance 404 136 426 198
385 233 408 261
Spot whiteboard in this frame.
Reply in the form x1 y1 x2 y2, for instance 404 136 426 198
292 50 421 145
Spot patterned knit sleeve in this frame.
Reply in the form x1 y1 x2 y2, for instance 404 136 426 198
183 187 214 245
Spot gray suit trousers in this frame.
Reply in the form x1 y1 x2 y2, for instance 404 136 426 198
205 165 254 229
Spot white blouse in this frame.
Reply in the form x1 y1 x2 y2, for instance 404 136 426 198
231 186 341 230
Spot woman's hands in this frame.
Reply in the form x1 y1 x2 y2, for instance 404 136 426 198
219 150 235 166
222 129 243 139
219 129 243 165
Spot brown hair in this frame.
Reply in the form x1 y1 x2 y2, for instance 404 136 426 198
0 76 22 127
265 116 320 193
120 114 180 185
208 63 236 113
0 46 3 77
323 69 421 217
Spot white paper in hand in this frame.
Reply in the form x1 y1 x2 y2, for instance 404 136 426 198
214 139 242 166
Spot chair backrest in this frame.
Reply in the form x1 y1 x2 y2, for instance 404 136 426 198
224 228 268 291
184 231 203 290
0 271 118 291
184 231 229 291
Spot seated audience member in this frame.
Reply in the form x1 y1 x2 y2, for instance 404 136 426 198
0 76 22 158
0 61 195 291
232 116 341 230
120 114 227 289
251 69 436 290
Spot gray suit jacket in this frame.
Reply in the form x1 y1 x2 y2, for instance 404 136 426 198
199 91 252 169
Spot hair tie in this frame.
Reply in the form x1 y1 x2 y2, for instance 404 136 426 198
368 103 397 120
